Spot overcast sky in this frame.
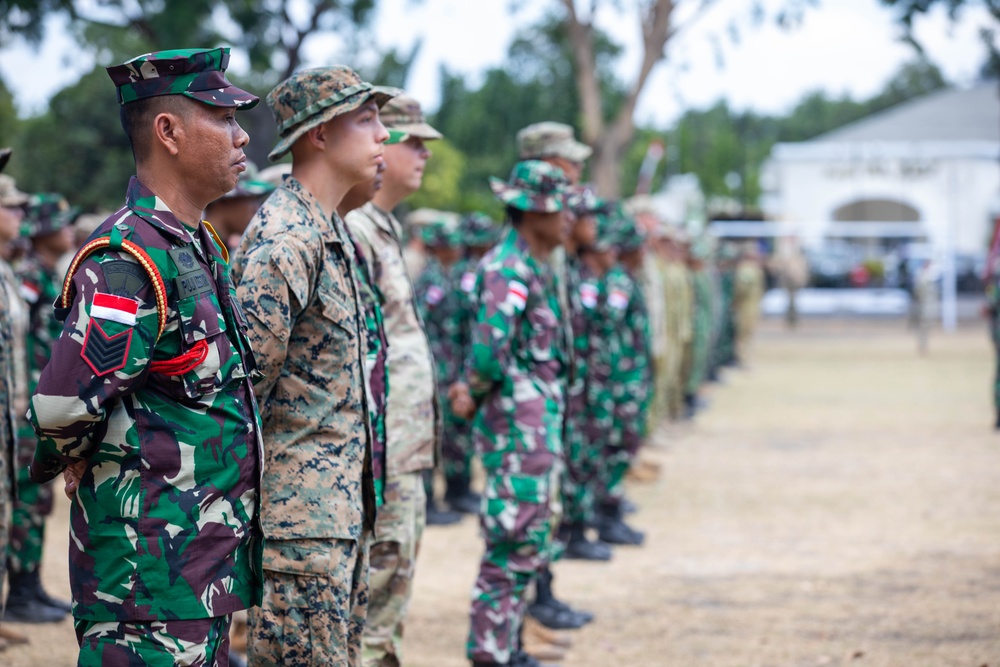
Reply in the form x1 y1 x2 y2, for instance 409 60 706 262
0 0 994 125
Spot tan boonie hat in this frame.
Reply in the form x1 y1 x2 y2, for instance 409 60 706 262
266 66 397 162
379 92 442 142
517 121 592 163
0 174 29 207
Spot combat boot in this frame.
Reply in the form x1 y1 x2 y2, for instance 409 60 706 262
425 495 463 526
597 503 645 546
563 522 611 561
3 571 67 623
527 568 592 630
445 475 481 515
32 570 72 613
510 649 560 667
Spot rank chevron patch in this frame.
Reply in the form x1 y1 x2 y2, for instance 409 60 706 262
81 318 133 377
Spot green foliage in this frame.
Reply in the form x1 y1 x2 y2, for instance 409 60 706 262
0 76 18 148
9 66 133 212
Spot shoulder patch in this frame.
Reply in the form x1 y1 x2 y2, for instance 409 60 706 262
461 271 477 293
608 288 629 310
18 281 40 304
505 280 529 311
580 282 598 309
425 285 445 306
102 259 149 298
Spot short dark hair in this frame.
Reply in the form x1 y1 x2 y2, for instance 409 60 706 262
506 205 524 226
119 95 192 162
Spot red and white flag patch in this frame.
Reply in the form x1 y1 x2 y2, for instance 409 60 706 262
90 292 139 327
425 285 445 306
608 288 629 310
580 283 598 309
505 281 529 311
18 281 40 304
460 271 477 293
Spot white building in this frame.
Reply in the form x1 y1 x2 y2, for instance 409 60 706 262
762 82 1000 258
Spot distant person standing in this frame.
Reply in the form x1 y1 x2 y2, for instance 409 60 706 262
733 241 766 365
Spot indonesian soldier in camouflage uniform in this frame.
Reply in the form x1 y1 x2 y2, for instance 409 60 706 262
231 66 393 667
26 47 263 665
450 160 570 667
444 213 501 514
0 151 29 642
683 238 716 417
413 212 470 523
7 192 78 624
598 212 649 547
345 92 443 667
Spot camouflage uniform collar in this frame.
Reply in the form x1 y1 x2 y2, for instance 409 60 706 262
280 175 342 245
502 225 547 277
126 176 197 244
363 201 403 240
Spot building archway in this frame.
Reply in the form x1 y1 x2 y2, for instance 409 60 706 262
832 198 920 222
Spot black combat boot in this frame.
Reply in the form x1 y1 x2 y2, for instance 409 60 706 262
597 502 644 546
526 568 592 630
563 522 611 561
425 495 463 526
683 393 697 419
445 475 481 515
32 569 72 613
3 570 67 623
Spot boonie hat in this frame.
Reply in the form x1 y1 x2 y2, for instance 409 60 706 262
517 122 592 163
267 67 396 162
107 47 259 109
379 93 442 142
0 174 29 208
460 212 500 248
22 193 79 238
489 160 569 214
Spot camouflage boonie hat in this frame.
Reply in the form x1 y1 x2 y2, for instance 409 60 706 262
517 121 592 163
0 174 29 207
267 67 396 162
22 193 79 238
379 92 442 142
419 213 462 249
107 47 259 109
489 160 569 213
566 184 607 216
612 208 646 252
460 212 500 247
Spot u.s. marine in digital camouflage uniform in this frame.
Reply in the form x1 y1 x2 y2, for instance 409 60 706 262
27 47 263 665
455 160 570 667
7 193 78 624
231 66 393 667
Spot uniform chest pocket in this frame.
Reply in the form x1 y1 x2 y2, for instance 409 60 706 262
524 300 560 363
376 244 412 305
152 291 244 398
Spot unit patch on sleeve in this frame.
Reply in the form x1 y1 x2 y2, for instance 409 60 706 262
102 259 149 298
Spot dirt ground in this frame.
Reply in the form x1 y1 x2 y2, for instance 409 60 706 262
6 317 1000 666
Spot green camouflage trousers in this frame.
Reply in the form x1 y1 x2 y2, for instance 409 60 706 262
8 434 52 575
248 538 369 667
363 471 426 667
75 615 231 667
467 463 560 664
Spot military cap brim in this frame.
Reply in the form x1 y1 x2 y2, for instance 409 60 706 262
267 85 397 163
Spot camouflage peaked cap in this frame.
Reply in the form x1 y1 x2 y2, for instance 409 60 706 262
267 67 396 162
107 47 259 109
0 147 10 174
22 193 78 238
489 160 569 214
460 212 500 247
517 121 593 163
379 92 442 142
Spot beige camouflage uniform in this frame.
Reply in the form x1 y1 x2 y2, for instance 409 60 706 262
232 67 393 667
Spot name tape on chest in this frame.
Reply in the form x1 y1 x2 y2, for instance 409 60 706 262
91 292 139 326
505 280 529 311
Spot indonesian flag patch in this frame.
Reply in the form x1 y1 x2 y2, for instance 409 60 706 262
18 281 40 304
608 288 629 311
425 285 445 306
90 292 139 327
580 283 598 309
505 280 529 311
460 271 477 293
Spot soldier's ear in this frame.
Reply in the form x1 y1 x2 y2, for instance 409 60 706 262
304 123 327 151
152 110 184 157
